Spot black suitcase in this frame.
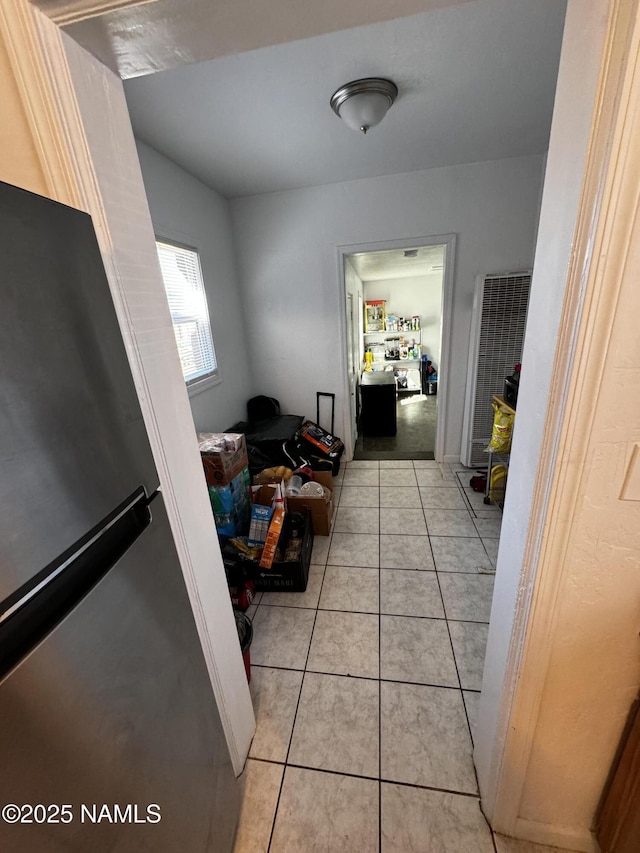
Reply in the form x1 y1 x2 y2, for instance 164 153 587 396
293 392 345 475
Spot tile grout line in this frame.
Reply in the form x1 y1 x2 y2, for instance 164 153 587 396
455 470 503 556
378 463 382 853
441 470 485 758
250 755 483 799
490 825 500 853
265 500 334 853
426 516 479 758
258 600 491 616
252 663 482 691
253 608 490 626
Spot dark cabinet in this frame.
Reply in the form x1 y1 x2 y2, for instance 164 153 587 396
360 372 397 436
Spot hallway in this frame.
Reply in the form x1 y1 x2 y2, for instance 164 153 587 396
354 394 438 461
231 460 556 852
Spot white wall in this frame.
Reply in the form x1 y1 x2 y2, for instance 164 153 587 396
363 273 443 369
230 154 543 461
476 0 626 848
135 140 253 432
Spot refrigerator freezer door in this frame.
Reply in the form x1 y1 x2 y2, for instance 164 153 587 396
0 494 239 853
0 181 160 598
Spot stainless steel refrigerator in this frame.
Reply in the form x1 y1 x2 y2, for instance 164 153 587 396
0 181 240 851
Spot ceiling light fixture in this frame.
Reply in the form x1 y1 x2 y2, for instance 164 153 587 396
330 78 398 135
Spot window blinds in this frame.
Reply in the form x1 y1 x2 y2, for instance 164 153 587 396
156 241 217 385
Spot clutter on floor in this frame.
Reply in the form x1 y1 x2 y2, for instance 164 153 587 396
197 432 321 588
226 395 304 474
197 410 345 681
226 393 345 477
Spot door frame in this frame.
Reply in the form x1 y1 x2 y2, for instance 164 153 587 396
476 0 640 848
336 233 456 462
344 290 358 451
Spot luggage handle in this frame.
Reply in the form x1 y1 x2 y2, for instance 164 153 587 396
316 392 335 435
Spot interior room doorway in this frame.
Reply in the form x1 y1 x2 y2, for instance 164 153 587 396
342 240 451 460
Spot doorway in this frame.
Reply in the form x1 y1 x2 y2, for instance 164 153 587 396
340 236 455 462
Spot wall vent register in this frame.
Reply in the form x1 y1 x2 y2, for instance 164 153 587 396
461 272 531 467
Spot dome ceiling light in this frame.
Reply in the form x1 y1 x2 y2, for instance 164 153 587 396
330 78 398 135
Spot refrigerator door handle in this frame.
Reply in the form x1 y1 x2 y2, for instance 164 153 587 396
0 487 154 681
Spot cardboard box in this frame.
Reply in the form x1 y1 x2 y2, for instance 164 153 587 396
287 471 334 537
252 480 286 510
252 471 334 536
198 433 248 486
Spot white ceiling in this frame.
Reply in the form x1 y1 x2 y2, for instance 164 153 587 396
123 0 566 199
349 245 445 282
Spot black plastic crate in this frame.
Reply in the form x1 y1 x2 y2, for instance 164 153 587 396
253 510 313 592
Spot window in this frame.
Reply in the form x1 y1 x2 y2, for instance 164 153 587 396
155 240 218 389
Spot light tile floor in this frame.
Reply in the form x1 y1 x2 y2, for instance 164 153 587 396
235 461 561 853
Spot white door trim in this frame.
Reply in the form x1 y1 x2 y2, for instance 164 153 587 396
459 274 486 468
42 0 156 27
345 291 357 450
0 0 83 207
336 233 456 463
1 0 254 776
480 0 640 845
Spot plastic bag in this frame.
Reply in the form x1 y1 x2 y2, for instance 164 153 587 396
486 401 514 453
489 464 508 504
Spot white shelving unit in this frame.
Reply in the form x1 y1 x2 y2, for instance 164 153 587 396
484 394 515 508
362 327 423 393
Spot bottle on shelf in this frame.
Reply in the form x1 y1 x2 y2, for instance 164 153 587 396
364 307 422 361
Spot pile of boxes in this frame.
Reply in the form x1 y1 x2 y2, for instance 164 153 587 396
197 432 336 593
198 433 251 538
253 468 334 536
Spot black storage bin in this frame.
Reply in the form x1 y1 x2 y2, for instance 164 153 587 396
253 510 313 592
221 511 313 593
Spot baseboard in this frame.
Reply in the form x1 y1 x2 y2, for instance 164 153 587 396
513 818 601 852
443 454 461 466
